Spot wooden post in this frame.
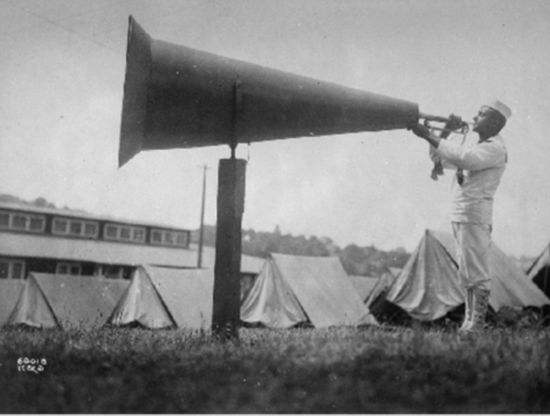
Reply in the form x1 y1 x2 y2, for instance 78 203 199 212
212 157 246 340
197 164 208 268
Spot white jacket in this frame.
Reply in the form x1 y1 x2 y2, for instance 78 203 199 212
433 133 507 225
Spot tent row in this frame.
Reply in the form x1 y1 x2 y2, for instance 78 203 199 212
0 253 378 329
2 230 547 330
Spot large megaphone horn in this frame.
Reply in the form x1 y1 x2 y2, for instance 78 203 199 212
119 16 419 167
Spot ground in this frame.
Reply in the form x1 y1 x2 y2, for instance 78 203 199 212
0 326 549 412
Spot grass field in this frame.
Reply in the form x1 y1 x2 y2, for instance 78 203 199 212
1 326 549 413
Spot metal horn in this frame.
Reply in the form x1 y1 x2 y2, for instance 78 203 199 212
118 16 421 167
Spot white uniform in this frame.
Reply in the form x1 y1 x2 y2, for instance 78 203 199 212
433 132 507 290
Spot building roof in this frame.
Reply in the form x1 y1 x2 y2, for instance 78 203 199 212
0 201 189 231
193 243 264 275
0 232 264 274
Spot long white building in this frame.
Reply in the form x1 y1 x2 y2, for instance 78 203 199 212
0 201 262 285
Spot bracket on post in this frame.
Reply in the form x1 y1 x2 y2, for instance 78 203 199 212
230 79 242 159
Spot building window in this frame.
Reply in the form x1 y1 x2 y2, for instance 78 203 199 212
52 217 98 239
0 262 8 279
0 258 26 279
105 224 118 239
150 229 189 248
103 223 146 244
69 221 82 236
29 217 45 231
133 229 145 242
0 211 45 233
56 264 68 274
119 227 131 240
12 262 23 279
0 212 9 228
130 226 145 243
176 232 189 247
53 218 68 233
84 222 97 237
104 265 123 279
56 262 81 276
11 214 28 230
151 230 162 243
123 267 133 280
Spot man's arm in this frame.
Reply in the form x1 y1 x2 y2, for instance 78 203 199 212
436 140 506 171
410 124 443 148
424 132 442 149
411 124 505 171
430 145 457 170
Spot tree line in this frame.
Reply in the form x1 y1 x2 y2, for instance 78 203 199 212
192 224 410 277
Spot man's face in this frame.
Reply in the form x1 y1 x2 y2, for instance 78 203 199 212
472 106 493 133
472 106 502 136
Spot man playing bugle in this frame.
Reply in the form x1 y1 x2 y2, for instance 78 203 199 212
409 100 512 332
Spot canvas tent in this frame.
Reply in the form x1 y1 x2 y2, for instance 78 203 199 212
362 267 404 309
108 265 213 329
8 273 128 328
0 280 24 325
241 253 378 328
349 275 378 303
527 243 550 297
385 230 550 321
389 267 402 278
364 272 397 308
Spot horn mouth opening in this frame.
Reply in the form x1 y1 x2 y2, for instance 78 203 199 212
118 16 153 167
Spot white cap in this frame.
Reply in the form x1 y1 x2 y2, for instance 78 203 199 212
486 100 512 120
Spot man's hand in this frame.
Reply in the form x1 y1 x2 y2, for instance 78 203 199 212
409 123 431 139
445 113 464 131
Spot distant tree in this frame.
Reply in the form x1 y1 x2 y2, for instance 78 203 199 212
0 193 57 208
342 244 365 263
193 224 410 275
304 236 330 257
33 197 56 208
0 194 22 203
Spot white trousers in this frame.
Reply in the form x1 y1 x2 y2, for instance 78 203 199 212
451 222 492 291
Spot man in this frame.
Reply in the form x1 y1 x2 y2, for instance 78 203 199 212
410 100 512 332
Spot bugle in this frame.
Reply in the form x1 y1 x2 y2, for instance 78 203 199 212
419 112 473 134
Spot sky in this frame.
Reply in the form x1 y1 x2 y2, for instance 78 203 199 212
1 0 549 257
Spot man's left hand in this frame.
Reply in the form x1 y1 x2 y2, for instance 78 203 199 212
445 113 464 131
409 123 431 139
